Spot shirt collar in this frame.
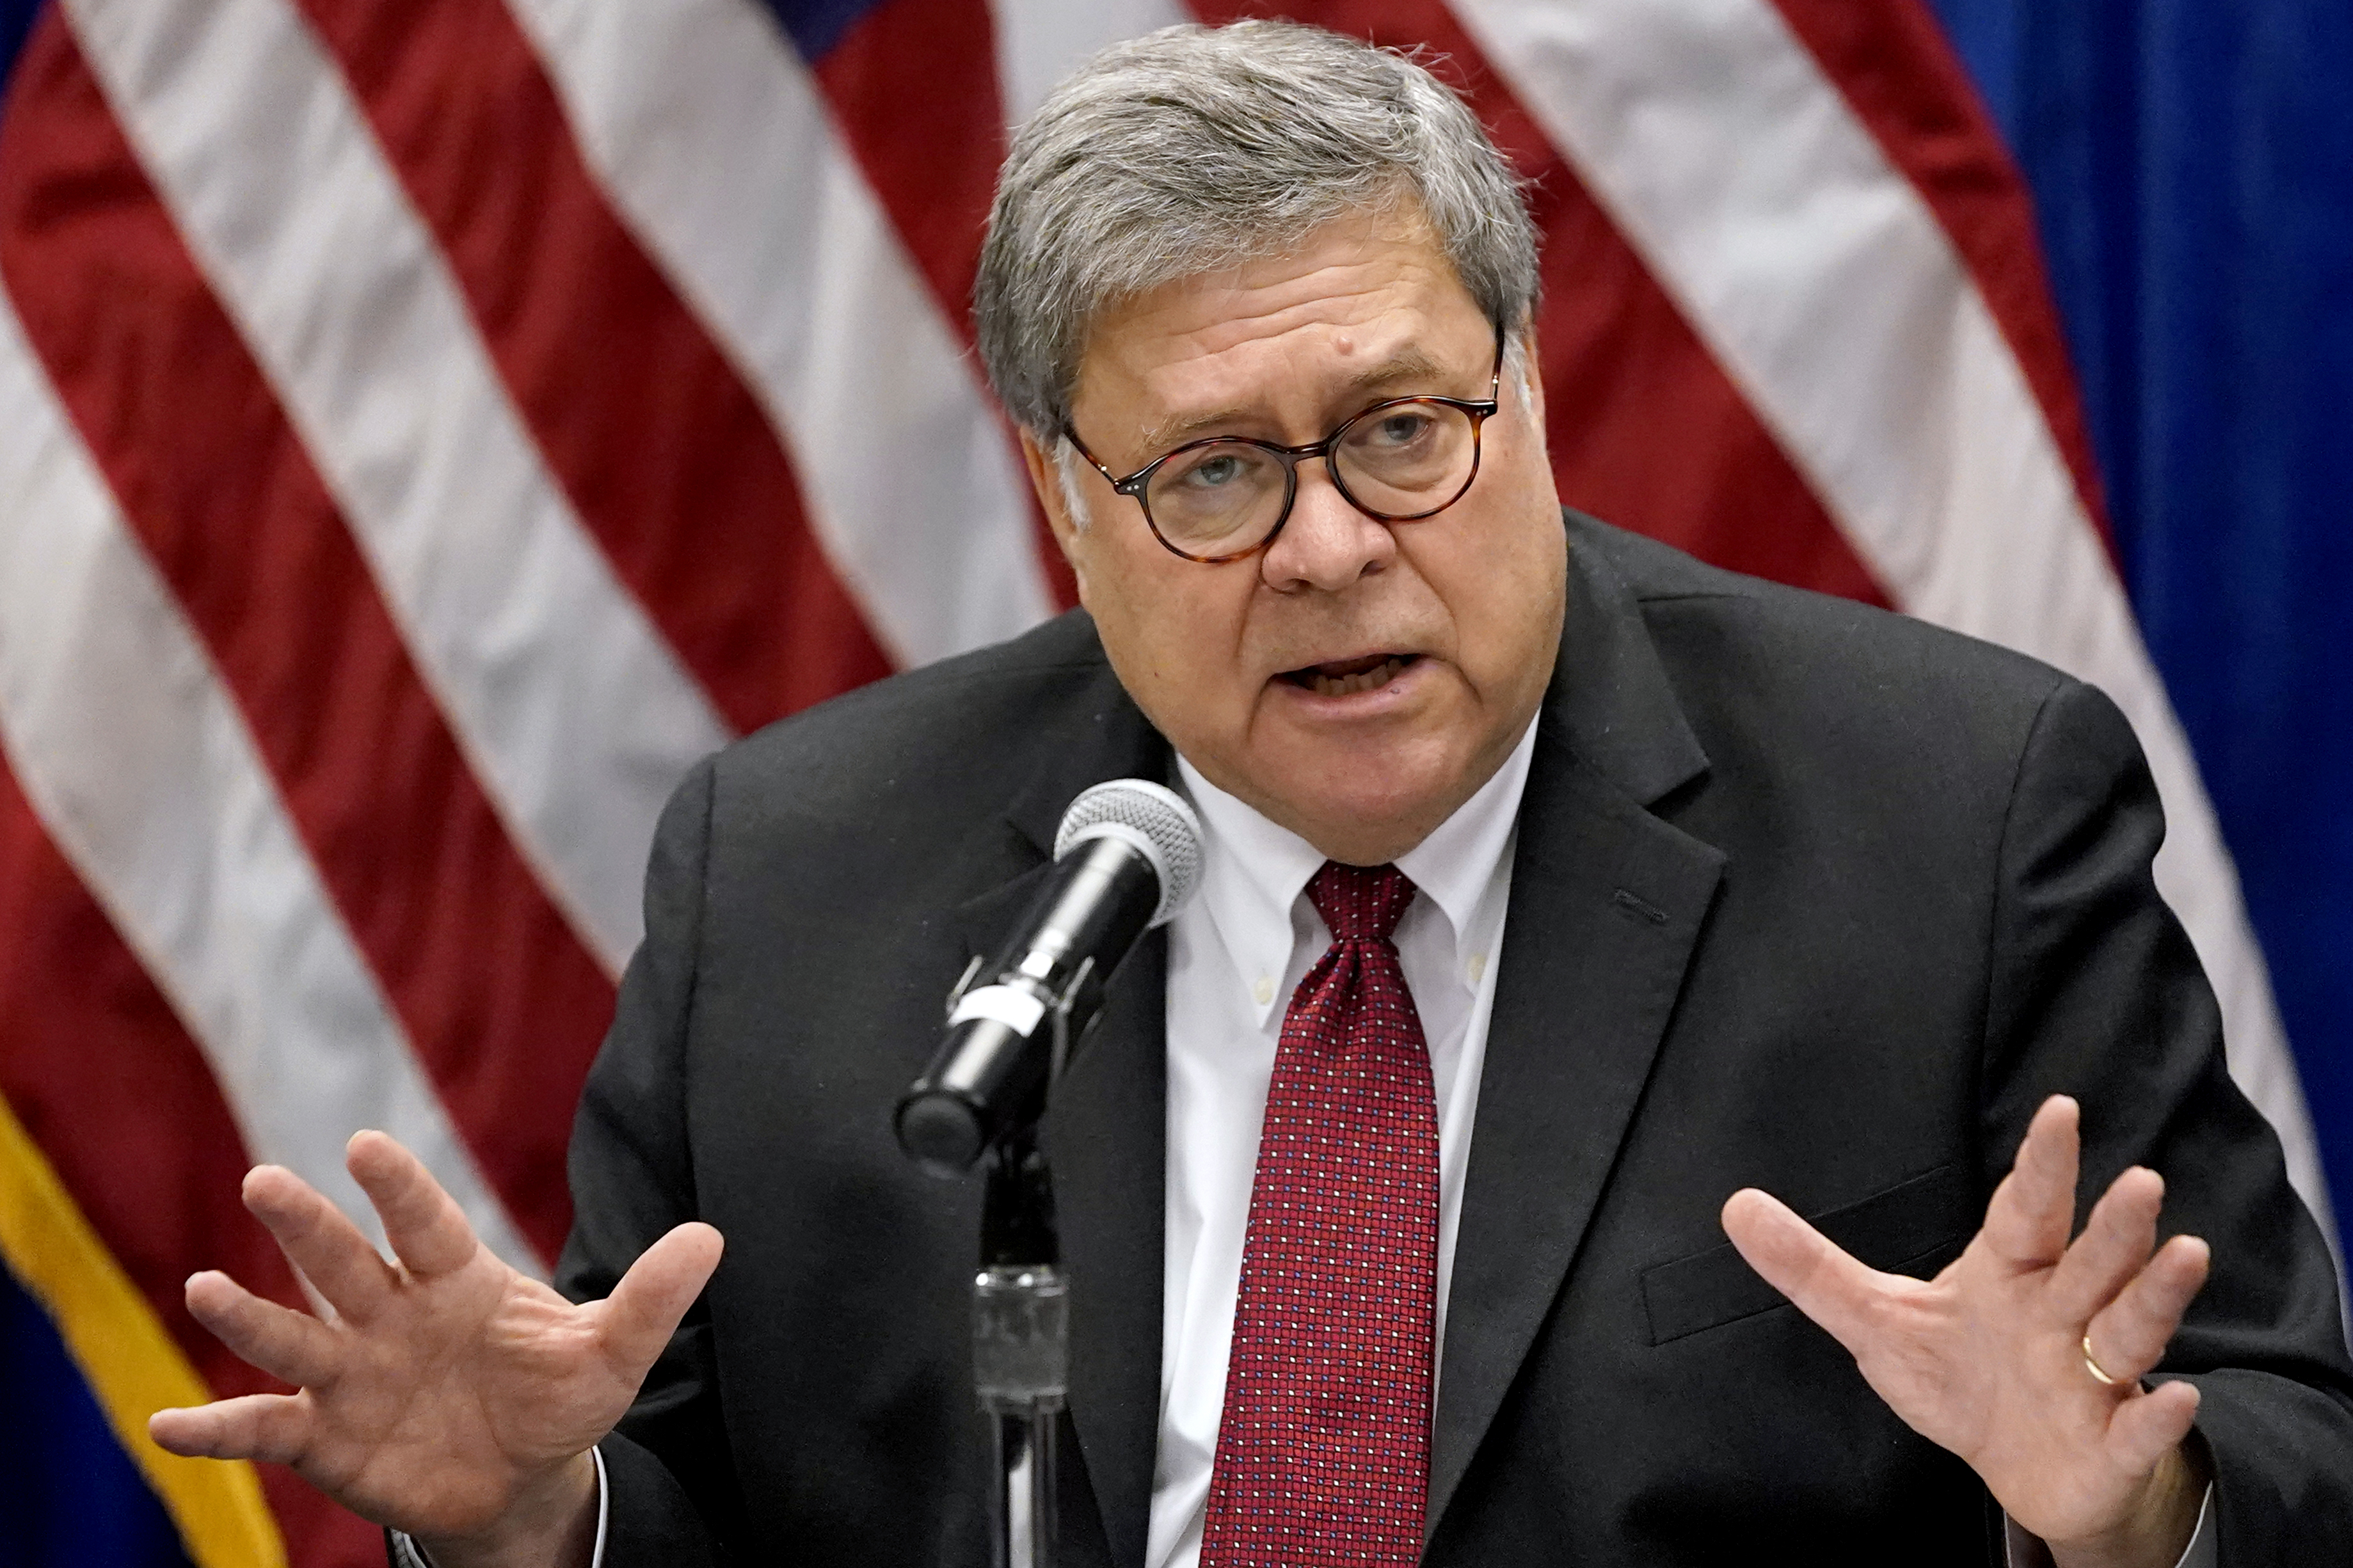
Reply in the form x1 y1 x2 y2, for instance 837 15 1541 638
1394 720 1538 951
1175 717 1540 1027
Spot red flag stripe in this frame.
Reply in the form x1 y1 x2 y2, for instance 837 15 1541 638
1767 0 2115 550
811 0 1005 344
804 0 1080 609
1181 1 1889 604
293 0 895 731
0 17 606 1263
506 0 1064 658
1519 132 1890 604
0 752 385 1568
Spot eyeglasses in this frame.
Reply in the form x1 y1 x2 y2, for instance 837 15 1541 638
1064 329 1506 564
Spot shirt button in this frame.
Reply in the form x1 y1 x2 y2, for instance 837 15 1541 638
1252 974 1275 1006
1467 953 1487 985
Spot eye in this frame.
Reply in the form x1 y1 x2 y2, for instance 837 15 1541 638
1163 443 1272 493
1183 453 1247 489
1366 409 1435 447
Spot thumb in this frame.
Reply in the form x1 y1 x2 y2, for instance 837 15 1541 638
597 1222 724 1378
2107 1380 2201 1477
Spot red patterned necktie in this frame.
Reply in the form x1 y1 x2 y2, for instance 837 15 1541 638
1200 861 1440 1568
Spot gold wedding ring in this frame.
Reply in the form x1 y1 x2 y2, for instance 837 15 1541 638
2082 1333 2124 1386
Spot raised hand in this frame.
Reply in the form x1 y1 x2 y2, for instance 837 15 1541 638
150 1131 722 1565
1722 1096 2211 1568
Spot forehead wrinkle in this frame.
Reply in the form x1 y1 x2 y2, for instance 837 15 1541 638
1080 212 1483 459
1158 257 1416 348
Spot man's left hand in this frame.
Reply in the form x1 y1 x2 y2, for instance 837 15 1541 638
1722 1095 2211 1568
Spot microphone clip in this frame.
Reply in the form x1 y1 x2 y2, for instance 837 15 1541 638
942 950 1097 1093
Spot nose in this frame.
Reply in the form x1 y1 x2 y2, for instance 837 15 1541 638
1258 459 1395 593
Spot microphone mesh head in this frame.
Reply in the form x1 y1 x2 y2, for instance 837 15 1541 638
1055 779 1204 927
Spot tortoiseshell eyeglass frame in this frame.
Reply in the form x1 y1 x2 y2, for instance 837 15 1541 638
1062 326 1508 564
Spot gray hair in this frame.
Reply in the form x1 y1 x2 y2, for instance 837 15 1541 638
974 20 1540 441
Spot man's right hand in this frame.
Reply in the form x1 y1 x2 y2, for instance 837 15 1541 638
149 1130 723 1568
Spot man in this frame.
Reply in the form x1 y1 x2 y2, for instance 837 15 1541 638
150 22 2351 1567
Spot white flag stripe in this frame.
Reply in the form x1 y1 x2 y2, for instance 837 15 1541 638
0 295 540 1276
988 0 1189 129
1457 0 2336 1240
63 0 730 974
506 0 1055 668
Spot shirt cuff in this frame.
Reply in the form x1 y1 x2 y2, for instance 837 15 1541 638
2002 1482 2214 1568
390 1445 609 1568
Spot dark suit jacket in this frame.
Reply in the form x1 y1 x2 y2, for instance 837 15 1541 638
553 512 2353 1565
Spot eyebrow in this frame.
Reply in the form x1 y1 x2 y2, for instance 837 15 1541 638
1131 345 1456 457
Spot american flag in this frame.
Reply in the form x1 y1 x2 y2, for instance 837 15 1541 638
0 1 2341 1564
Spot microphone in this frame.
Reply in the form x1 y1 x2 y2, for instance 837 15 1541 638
896 779 1203 1177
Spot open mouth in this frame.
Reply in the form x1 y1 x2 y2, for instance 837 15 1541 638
1279 653 1418 699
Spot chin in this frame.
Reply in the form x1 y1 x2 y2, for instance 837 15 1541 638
1272 742 1468 860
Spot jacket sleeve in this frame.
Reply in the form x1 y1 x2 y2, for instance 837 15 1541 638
554 756 741 1564
1977 677 2353 1560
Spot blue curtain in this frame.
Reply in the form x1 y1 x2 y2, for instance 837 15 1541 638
1927 0 2353 1233
0 1263 194 1568
0 0 34 88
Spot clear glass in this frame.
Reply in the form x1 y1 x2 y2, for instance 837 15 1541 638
975 1262 1065 1568
1141 400 1483 555
973 1263 1068 1409
1065 328 1506 564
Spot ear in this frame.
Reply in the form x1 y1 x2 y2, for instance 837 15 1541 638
1018 428 1090 592
1515 322 1546 433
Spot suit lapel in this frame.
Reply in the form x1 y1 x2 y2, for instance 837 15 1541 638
1426 532 1727 1533
1046 929 1167 1568
949 653 1171 1568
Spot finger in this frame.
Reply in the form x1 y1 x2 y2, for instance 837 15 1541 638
1721 1189 1886 1349
595 1223 725 1379
148 1391 315 1464
2086 1234 2212 1385
2048 1165 2164 1321
1979 1095 2080 1267
2105 1379 2201 1478
347 1130 478 1279
185 1271 342 1389
242 1165 397 1324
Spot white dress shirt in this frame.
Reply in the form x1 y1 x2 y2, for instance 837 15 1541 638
400 715 2211 1568
1148 719 1538 1568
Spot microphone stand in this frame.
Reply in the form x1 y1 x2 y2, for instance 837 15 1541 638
953 954 1090 1568
975 1128 1064 1568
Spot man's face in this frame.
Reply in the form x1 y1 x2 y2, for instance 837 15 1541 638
1026 209 1567 866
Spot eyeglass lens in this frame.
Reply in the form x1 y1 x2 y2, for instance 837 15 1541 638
1144 399 1480 555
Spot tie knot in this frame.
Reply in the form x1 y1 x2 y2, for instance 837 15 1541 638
1307 861 1416 945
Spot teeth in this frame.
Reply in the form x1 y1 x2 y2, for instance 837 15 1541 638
1308 656 1405 698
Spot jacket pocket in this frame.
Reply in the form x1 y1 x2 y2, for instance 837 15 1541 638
1640 1162 1972 1346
